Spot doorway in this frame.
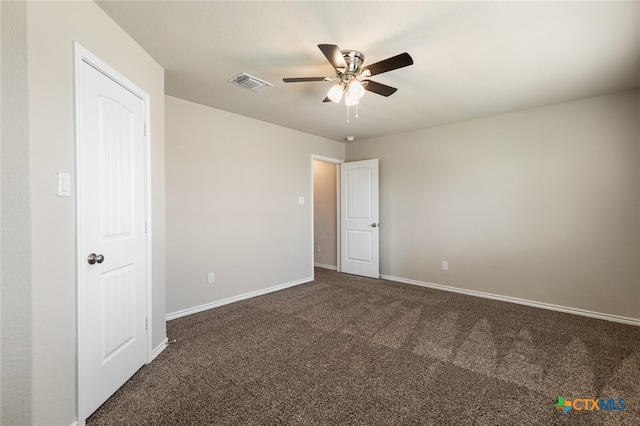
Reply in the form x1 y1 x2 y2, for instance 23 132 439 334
312 156 342 273
313 160 338 270
311 156 380 279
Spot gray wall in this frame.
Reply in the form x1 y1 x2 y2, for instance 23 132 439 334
1 2 31 423
313 161 338 268
1 1 166 424
346 90 640 321
165 96 345 315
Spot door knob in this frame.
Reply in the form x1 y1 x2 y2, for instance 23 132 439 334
371 223 379 228
87 253 105 265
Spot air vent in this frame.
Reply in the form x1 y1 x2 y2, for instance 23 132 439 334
228 73 273 93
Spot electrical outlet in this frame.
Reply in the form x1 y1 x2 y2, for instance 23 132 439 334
207 272 215 283
441 261 449 271
316 245 321 253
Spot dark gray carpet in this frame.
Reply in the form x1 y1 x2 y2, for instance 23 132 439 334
88 268 640 425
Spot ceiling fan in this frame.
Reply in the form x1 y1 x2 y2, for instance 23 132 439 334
283 44 413 121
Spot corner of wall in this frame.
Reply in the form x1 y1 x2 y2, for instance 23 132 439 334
1 1 33 423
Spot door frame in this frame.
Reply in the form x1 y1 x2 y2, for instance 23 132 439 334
74 42 153 424
310 155 344 278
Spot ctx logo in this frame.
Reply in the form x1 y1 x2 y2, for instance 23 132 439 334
554 396 626 414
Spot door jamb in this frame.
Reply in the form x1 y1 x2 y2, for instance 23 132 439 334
310 155 344 279
74 42 153 425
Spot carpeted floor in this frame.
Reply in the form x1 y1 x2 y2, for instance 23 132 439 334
88 268 640 425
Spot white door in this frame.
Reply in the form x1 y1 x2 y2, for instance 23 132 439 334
78 56 148 418
340 159 379 278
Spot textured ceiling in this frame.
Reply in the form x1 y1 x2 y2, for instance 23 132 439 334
97 1 640 142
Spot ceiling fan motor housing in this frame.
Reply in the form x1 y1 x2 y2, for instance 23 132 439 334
342 50 365 76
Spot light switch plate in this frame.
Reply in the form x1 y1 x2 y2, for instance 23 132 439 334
298 196 305 205
57 172 71 197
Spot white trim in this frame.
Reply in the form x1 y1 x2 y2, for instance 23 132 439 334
335 165 341 273
166 276 313 321
143 79 153 367
74 41 84 426
312 155 344 164
151 338 168 361
314 263 337 271
74 42 153 425
381 274 640 327
69 422 79 426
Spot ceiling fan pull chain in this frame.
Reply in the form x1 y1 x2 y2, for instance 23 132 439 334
346 104 350 123
355 103 359 119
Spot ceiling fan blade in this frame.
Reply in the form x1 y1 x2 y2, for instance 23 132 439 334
364 52 413 77
283 77 329 83
362 80 398 97
318 44 347 71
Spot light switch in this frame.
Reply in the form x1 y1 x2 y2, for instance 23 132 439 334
298 196 305 205
57 172 71 197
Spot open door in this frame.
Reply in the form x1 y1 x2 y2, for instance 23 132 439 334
340 159 379 278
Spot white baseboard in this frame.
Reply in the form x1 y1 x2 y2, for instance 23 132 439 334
381 274 640 327
166 276 314 321
314 263 337 271
150 338 168 361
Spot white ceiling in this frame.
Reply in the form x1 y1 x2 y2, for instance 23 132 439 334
97 1 640 142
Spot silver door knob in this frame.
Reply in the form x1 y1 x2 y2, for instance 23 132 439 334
87 253 105 265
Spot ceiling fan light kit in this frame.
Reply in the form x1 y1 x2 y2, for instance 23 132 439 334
283 44 413 123
344 79 365 105
327 83 344 103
